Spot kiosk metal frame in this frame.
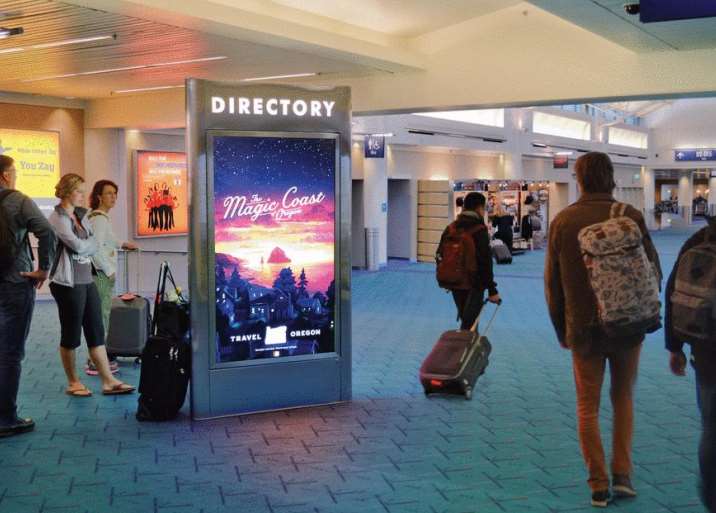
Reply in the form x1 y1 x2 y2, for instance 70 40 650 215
187 79 352 419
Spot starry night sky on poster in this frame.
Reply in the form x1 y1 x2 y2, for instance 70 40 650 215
213 136 335 208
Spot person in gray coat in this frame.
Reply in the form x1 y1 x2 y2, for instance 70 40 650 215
48 173 134 397
0 155 56 437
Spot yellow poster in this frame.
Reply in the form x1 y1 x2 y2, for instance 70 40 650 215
0 129 60 198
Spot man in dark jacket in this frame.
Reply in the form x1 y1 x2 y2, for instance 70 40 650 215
0 155 56 437
665 216 716 513
438 192 500 330
545 152 661 507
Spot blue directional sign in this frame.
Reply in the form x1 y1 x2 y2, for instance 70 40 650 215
674 149 716 162
641 0 716 23
364 135 385 158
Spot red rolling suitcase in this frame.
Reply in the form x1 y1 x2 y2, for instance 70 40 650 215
419 300 500 400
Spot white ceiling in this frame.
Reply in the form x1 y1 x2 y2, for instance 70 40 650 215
529 0 716 52
267 0 522 37
0 0 379 99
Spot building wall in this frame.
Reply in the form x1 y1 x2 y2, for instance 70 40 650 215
0 102 85 178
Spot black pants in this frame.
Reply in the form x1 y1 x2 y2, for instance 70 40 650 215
697 368 716 512
451 289 485 331
49 282 105 350
0 280 35 425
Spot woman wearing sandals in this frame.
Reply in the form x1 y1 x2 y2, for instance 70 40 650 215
48 174 135 397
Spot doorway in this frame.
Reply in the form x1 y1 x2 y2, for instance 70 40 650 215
387 179 412 260
352 179 366 269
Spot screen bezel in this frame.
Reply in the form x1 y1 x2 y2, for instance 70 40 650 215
206 130 341 369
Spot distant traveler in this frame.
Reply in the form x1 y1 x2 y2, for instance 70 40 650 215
491 204 514 254
664 214 716 513
86 180 138 375
0 155 56 437
437 191 500 330
48 174 135 397
545 152 662 508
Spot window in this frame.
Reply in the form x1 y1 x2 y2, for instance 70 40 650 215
414 109 504 128
532 111 591 140
608 127 648 149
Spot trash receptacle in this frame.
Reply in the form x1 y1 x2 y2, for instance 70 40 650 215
365 227 379 271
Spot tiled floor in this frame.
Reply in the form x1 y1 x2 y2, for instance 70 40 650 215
0 226 708 513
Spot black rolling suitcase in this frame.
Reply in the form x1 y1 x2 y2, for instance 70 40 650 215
491 239 512 265
136 262 191 421
420 300 499 400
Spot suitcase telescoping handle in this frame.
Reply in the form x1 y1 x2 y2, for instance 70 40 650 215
469 298 501 336
121 248 142 295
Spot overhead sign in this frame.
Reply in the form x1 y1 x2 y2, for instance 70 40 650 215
211 96 336 118
674 149 716 162
553 155 569 169
640 0 716 23
135 151 188 237
0 128 60 215
364 135 385 158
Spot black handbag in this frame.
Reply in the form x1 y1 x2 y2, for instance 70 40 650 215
153 261 190 341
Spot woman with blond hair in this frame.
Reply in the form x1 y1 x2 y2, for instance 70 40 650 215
48 173 134 397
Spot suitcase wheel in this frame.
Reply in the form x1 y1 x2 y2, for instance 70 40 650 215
423 387 431 397
464 387 473 400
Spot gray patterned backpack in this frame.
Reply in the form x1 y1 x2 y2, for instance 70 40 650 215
577 202 661 338
671 232 716 345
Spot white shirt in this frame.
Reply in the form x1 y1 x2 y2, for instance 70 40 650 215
88 209 121 277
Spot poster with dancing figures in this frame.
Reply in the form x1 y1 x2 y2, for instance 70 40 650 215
135 151 188 237
212 134 337 363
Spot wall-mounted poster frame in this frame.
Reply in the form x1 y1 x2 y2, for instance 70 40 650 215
0 128 60 216
133 150 188 238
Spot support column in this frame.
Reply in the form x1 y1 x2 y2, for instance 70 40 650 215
642 167 657 230
363 153 388 267
678 170 693 225
709 172 716 216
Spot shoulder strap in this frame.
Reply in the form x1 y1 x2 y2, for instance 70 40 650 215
87 210 106 219
610 202 627 219
0 188 18 207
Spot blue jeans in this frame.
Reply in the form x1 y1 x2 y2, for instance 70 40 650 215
696 368 716 513
0 280 35 426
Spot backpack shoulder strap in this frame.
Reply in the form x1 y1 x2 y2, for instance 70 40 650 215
610 201 627 219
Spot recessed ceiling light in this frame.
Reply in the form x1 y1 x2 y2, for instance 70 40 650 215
0 26 23 39
0 35 114 55
240 72 317 82
22 55 227 82
113 84 184 94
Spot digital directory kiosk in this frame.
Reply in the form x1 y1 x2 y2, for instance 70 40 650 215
187 79 352 419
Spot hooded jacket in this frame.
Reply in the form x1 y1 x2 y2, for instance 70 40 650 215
48 205 97 287
437 210 498 296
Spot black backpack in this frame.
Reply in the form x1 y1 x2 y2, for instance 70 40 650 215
0 189 26 277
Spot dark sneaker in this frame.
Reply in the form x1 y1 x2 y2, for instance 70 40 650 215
591 490 612 508
613 475 637 498
0 417 35 438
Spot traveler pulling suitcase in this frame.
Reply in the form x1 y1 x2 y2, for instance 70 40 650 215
106 249 151 358
420 299 500 400
136 261 191 421
491 239 512 265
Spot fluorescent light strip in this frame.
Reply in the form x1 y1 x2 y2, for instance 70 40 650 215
23 55 227 82
240 72 317 82
0 35 114 55
113 84 184 94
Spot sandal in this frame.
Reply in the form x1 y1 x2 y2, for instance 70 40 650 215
102 382 135 395
66 384 92 397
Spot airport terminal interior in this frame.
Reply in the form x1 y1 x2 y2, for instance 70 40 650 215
1 1 716 512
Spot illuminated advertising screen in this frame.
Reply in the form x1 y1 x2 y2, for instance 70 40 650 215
135 151 188 237
0 128 60 216
212 133 337 363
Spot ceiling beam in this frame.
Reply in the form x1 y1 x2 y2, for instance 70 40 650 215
62 0 427 73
